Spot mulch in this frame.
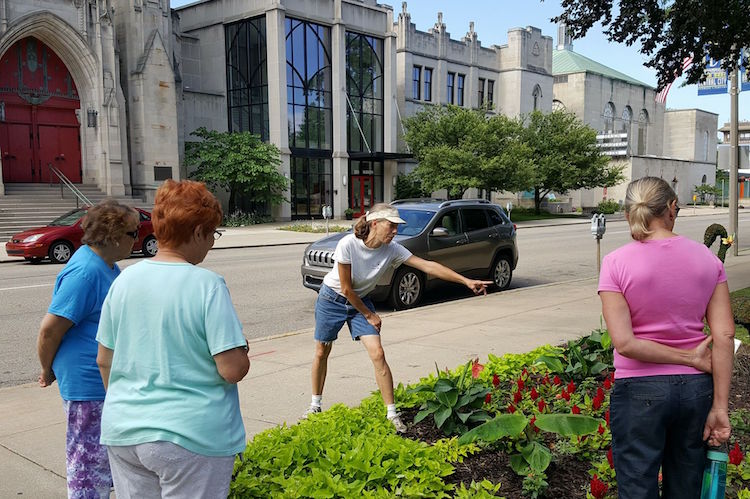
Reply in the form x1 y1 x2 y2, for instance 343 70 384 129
399 348 750 498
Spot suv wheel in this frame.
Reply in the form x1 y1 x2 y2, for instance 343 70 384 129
390 266 424 310
492 255 513 290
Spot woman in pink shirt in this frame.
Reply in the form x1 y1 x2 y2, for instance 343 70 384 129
598 177 735 499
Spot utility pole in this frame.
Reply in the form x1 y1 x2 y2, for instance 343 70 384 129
729 64 739 257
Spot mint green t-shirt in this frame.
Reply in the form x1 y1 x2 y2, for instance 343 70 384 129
97 260 247 456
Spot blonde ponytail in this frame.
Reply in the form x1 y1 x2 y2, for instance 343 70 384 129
624 177 677 241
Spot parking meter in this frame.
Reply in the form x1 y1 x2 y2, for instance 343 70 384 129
590 213 606 239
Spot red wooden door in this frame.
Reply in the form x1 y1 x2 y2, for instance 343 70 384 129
350 175 374 217
0 124 34 182
38 125 81 183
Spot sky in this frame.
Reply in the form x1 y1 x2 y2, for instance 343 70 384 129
171 0 749 133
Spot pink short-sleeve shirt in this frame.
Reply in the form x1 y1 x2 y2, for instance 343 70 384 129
598 235 726 378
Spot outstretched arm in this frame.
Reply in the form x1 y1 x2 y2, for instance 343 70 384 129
600 291 713 371
405 255 492 295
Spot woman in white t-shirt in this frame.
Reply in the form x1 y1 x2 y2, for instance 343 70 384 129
304 204 492 432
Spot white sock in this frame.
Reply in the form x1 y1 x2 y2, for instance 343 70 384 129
311 395 322 408
386 404 398 419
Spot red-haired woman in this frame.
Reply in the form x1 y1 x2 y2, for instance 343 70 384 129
37 199 140 498
96 180 250 498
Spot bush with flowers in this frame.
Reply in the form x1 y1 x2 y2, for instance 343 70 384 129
229 328 750 498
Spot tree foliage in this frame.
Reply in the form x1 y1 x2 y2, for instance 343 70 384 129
403 106 621 213
185 127 287 213
523 111 623 213
551 0 750 90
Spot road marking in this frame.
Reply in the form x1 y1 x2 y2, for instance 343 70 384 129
0 283 53 292
248 350 276 359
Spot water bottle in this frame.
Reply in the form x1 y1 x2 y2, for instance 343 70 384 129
700 447 728 499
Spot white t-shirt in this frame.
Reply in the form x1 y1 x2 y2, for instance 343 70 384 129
322 233 412 297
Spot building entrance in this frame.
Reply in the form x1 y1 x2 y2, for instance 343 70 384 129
0 37 81 183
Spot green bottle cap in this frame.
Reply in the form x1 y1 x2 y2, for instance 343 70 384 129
707 450 729 462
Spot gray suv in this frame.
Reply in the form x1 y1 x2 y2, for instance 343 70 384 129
300 199 518 310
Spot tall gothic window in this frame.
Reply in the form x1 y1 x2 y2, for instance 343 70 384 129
225 17 269 140
603 102 616 133
447 72 455 104
286 18 333 218
638 109 649 155
345 32 384 153
457 74 465 106
532 85 542 111
621 105 632 132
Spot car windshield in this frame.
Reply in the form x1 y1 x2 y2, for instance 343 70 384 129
395 209 436 236
49 209 87 227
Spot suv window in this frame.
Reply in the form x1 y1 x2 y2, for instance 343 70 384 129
434 209 460 236
461 208 490 232
487 208 505 226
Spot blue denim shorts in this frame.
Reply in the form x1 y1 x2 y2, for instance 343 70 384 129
314 284 379 343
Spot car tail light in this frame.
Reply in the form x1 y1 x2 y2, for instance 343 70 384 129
513 224 517 230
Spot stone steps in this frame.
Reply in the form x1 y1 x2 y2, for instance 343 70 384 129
0 184 151 241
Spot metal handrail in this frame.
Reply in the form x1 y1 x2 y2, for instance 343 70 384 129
47 163 94 208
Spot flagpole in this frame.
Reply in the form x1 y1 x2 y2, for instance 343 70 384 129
729 62 739 257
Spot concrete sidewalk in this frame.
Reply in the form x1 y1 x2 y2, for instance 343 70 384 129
2 244 750 498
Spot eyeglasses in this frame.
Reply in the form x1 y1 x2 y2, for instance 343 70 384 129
213 230 223 240
674 204 681 215
125 228 139 239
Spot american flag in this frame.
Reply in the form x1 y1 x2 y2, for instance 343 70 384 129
655 56 694 104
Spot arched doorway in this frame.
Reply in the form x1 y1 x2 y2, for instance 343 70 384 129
0 36 81 183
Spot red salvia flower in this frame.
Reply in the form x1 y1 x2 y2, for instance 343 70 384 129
571 404 581 414
553 375 561 385
522 368 529 377
517 378 525 391
471 359 484 378
513 390 522 404
607 448 614 468
605 409 610 426
507 403 516 414
730 442 744 466
596 387 605 400
542 374 550 385
598 423 605 435
567 380 576 393
537 399 546 412
603 378 612 390
529 415 540 433
590 474 609 499
492 374 500 388
561 389 570 401
530 387 539 400
485 393 492 404
593 396 602 411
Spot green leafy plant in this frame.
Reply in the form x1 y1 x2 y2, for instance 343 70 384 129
596 199 621 214
453 479 504 498
522 470 549 499
432 437 480 464
223 210 271 227
411 360 492 436
564 328 613 381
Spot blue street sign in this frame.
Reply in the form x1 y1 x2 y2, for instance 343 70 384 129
698 56 728 95
741 48 750 92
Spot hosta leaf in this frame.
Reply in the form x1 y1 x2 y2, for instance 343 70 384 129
457 414 528 445
466 411 492 424
435 388 458 407
601 331 612 349
456 411 472 423
434 378 456 393
521 441 552 472
534 355 564 372
534 414 601 436
414 408 434 424
591 361 608 374
434 406 453 428
509 453 530 475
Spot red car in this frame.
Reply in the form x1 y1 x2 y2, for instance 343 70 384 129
5 207 157 264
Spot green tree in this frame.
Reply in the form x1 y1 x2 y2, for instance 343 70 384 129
185 127 287 213
522 110 623 214
403 106 530 198
552 0 750 89
394 172 431 200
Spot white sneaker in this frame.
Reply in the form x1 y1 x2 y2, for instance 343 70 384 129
388 414 407 433
301 405 322 419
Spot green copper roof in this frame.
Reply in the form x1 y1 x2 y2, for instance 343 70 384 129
552 49 653 89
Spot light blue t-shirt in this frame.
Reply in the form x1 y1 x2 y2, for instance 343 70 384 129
49 245 120 401
96 260 247 457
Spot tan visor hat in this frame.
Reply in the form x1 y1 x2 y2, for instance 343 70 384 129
365 207 406 224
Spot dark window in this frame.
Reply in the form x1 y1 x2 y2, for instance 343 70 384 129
412 66 421 100
346 32 384 153
285 18 332 151
487 80 494 107
225 17 269 140
478 78 485 107
447 72 455 104
487 208 505 226
457 74 465 106
423 67 432 102
153 166 173 181
290 156 333 218
462 208 489 232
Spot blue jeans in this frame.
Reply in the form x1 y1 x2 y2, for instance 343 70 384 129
314 285 379 343
610 374 713 499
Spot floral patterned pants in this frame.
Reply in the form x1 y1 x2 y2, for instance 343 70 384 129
62 400 112 499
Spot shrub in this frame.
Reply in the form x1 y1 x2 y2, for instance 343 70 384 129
223 210 271 227
596 199 620 214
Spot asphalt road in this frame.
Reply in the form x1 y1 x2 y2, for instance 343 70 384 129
1 212 748 387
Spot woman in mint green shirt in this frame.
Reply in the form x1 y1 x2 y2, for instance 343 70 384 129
96 180 250 498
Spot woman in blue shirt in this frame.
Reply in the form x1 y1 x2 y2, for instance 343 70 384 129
36 200 140 498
